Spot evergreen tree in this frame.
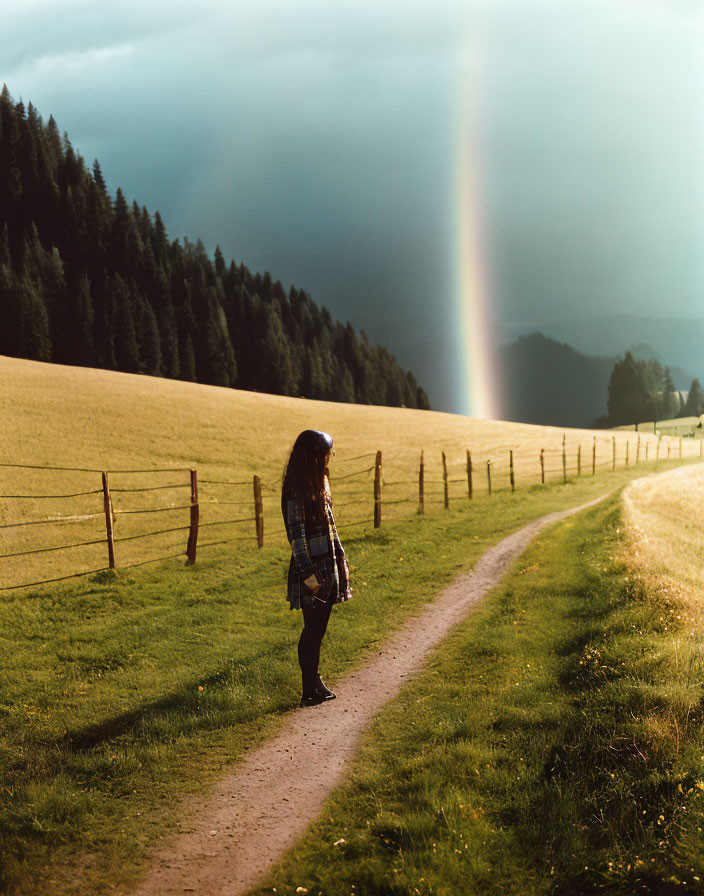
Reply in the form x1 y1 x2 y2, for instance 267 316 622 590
111 273 140 372
663 366 676 393
416 385 431 411
180 331 197 382
0 260 21 355
685 379 704 417
338 366 355 404
203 293 237 386
92 159 107 194
662 367 680 418
607 352 651 426
254 304 294 394
70 270 96 365
109 187 142 273
16 271 52 361
137 295 163 376
92 268 117 369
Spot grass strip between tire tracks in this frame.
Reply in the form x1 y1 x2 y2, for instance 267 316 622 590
254 487 704 896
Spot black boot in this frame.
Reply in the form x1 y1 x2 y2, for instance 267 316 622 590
300 672 325 707
300 692 326 707
315 674 336 700
299 674 336 707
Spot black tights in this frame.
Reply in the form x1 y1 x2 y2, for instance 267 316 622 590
298 598 333 695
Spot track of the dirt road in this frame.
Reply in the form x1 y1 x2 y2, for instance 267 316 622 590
131 494 609 896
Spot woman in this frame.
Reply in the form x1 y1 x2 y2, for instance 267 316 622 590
281 429 352 707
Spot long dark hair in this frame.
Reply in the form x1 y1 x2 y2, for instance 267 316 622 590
281 430 333 519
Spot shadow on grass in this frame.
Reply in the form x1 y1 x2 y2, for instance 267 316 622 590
61 656 292 753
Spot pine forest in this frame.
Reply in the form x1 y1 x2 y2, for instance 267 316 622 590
0 86 430 410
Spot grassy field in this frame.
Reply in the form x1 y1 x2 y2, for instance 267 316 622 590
2 355 702 895
2 355 698 590
1 464 698 893
254 465 704 896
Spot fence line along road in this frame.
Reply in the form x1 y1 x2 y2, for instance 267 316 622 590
1 430 701 591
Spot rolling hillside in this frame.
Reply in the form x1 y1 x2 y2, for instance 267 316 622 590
3 353 698 591
2 354 678 480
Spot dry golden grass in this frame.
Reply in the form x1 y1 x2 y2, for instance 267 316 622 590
623 464 704 616
614 415 704 438
1 354 699 589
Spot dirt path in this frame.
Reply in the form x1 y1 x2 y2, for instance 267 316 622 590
131 495 608 896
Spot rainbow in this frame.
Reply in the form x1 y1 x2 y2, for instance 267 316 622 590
454 49 500 420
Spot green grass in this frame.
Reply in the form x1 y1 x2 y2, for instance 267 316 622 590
0 459 699 895
252 482 704 896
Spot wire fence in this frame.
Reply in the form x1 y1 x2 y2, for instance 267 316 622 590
1 433 701 592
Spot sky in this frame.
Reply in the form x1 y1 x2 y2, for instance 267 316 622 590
1 0 702 414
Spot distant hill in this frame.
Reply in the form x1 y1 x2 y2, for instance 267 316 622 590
514 314 704 385
0 86 429 411
497 333 697 428
365 312 698 423
497 333 616 427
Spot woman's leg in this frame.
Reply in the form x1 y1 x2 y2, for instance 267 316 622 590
298 599 333 695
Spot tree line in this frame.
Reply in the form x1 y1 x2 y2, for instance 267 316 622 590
0 86 430 410
596 352 704 427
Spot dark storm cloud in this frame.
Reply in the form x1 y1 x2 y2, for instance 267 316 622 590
480 1 703 327
1 0 701 412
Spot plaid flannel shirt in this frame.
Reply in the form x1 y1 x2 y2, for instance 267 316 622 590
282 483 351 610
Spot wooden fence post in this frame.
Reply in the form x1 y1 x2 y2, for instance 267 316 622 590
253 475 264 548
540 448 545 484
667 441 671 460
645 442 649 462
626 442 629 467
487 460 492 496
442 451 449 509
466 449 473 500
577 445 581 476
636 435 641 464
612 436 616 471
418 450 424 514
101 472 116 571
592 437 596 475
562 435 567 483
656 437 660 461
374 450 382 528
509 449 515 492
186 468 199 565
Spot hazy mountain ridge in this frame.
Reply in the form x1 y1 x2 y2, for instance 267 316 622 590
508 314 704 385
368 313 696 425
496 333 615 427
